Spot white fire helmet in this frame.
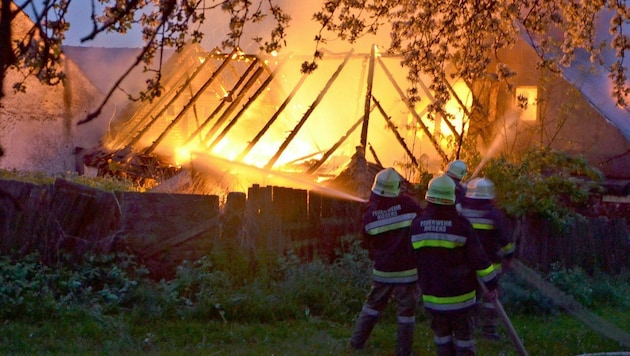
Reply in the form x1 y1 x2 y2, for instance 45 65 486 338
446 160 467 180
466 177 495 199
425 174 456 205
371 167 401 197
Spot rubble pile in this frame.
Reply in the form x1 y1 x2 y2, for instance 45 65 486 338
83 147 181 188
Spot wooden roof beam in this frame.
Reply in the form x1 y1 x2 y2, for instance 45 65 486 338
372 95 420 169
142 50 236 154
183 58 261 145
376 57 449 162
264 49 355 170
237 71 310 162
306 109 372 175
120 52 214 150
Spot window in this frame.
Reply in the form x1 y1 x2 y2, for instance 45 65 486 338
515 86 538 121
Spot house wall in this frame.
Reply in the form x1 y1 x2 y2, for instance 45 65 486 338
0 6 110 174
476 40 630 179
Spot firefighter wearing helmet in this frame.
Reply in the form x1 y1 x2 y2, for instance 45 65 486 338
350 167 422 356
411 174 498 356
371 166 401 197
445 159 468 209
461 177 515 341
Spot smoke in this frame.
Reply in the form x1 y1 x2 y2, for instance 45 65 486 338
200 1 392 56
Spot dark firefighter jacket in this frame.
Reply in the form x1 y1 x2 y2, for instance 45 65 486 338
410 203 498 312
460 198 515 272
362 192 422 284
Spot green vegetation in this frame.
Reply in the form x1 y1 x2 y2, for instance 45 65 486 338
0 169 143 191
1 150 628 354
0 242 629 355
475 148 605 227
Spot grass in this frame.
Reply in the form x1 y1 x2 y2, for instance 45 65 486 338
0 214 628 355
1 306 628 355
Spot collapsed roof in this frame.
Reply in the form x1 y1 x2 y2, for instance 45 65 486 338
86 43 472 194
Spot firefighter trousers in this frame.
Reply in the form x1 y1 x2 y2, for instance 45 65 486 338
350 281 421 356
429 308 476 356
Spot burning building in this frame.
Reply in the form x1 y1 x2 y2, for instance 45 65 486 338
78 43 473 199
2 3 628 201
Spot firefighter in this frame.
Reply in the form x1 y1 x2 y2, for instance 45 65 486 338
411 174 498 356
445 159 468 210
460 177 515 340
350 167 422 356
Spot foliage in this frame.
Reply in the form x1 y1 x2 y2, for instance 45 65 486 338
2 0 628 123
444 131 482 175
500 271 561 316
2 0 290 122
0 240 367 323
0 168 144 191
547 263 630 309
0 252 148 320
480 147 605 227
306 0 629 109
1 240 628 323
141 242 372 324
0 245 629 354
494 263 630 320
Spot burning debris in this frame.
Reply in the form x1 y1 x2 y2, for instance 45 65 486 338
88 43 471 191
83 146 181 188
324 146 379 200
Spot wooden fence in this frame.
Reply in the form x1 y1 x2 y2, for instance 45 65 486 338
0 179 364 278
512 214 630 274
1 178 628 279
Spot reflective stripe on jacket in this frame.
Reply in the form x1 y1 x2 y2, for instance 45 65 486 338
422 290 477 311
372 268 418 283
460 198 515 264
363 193 422 284
365 212 417 235
411 203 498 312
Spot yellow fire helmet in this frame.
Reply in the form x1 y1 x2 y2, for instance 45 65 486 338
466 177 495 200
371 167 401 197
446 159 467 180
426 174 456 205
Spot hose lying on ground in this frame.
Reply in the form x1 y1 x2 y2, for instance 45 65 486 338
512 259 630 349
478 276 528 356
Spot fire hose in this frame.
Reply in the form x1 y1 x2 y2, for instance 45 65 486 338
478 259 630 354
511 259 630 349
479 259 630 355
478 277 529 356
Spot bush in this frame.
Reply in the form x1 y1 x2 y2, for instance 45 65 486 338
0 252 148 320
0 254 58 320
2 239 628 327
481 148 604 227
500 264 630 316
500 272 560 315
156 240 372 324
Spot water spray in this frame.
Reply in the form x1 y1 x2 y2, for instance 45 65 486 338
469 111 520 179
188 151 368 203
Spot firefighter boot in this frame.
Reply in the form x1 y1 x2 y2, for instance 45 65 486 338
435 340 455 356
480 302 500 340
350 313 379 350
396 322 415 356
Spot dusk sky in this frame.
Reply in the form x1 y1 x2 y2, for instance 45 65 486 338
56 1 385 53
62 1 145 48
